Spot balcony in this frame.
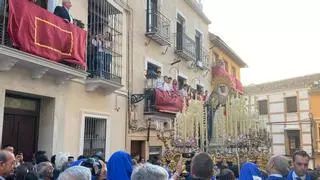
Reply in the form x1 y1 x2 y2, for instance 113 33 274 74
0 0 87 83
196 47 210 70
146 9 171 46
144 88 183 115
85 0 123 93
174 33 196 61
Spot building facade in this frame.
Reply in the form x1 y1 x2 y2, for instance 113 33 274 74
208 33 252 150
128 0 213 159
0 0 130 160
245 74 320 168
309 80 320 166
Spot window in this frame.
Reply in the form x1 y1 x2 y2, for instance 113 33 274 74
178 76 186 90
286 130 300 156
231 66 236 77
285 96 297 113
176 14 185 50
258 100 268 115
195 31 202 62
224 60 229 72
83 117 107 157
146 63 159 79
146 63 160 88
146 0 158 32
87 0 123 83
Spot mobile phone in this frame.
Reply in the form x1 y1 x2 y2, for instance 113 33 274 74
182 153 194 159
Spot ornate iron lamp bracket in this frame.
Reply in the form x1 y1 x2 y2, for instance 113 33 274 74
130 94 145 104
131 89 154 104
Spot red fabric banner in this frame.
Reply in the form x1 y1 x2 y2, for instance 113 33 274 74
8 0 87 67
155 89 183 112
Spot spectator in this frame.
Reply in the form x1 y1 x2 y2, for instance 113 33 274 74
15 162 37 180
266 155 290 179
131 163 168 180
0 151 16 179
190 152 214 180
37 162 54 180
239 162 262 180
172 79 178 92
34 151 49 164
163 76 171 91
2 145 14 154
53 152 69 180
287 151 311 180
54 0 73 24
51 155 56 167
107 151 133 180
155 70 164 89
219 169 235 180
57 166 91 180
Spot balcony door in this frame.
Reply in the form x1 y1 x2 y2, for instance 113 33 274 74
176 14 185 51
147 0 158 32
195 31 202 62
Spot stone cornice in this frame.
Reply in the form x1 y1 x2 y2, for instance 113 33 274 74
184 0 211 24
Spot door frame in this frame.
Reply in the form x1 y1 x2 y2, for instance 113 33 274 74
3 94 41 155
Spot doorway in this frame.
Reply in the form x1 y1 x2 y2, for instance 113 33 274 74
131 140 146 162
2 95 40 161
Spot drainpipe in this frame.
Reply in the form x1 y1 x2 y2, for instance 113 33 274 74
123 2 134 152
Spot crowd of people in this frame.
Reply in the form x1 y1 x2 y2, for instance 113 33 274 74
0 143 319 180
0 145 320 180
151 69 208 102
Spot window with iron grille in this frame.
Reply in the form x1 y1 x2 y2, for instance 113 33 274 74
87 0 123 84
258 100 268 115
285 96 297 113
83 117 107 157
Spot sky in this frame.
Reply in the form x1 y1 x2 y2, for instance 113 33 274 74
202 0 320 85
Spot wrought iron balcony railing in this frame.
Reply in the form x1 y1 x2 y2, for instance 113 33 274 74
146 9 171 46
196 47 210 70
174 33 196 61
86 0 123 85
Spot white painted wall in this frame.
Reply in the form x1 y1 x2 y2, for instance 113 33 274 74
269 103 284 113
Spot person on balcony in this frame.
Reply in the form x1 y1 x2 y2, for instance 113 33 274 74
155 70 164 90
91 34 105 78
172 79 178 92
54 0 73 24
163 76 173 92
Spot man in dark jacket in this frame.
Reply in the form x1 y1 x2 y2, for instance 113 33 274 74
54 0 73 24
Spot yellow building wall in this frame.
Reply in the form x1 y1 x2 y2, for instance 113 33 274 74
310 94 320 119
212 47 242 80
310 92 320 156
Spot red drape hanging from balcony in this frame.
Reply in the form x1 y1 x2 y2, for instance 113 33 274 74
8 0 87 68
155 89 183 112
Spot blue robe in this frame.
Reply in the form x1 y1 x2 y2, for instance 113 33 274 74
267 176 286 180
239 162 262 180
107 151 133 180
286 170 311 180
